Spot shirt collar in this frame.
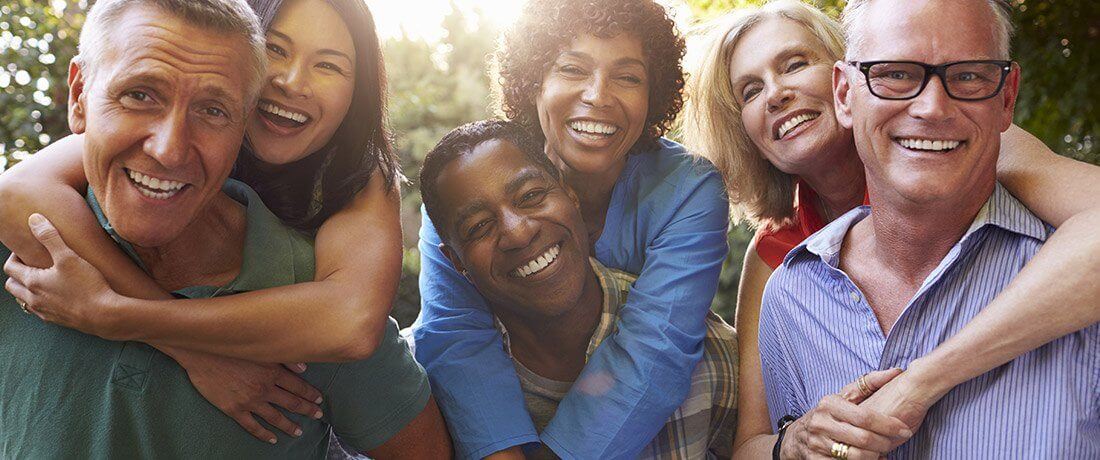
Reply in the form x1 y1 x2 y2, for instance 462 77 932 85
86 178 314 295
786 182 1049 268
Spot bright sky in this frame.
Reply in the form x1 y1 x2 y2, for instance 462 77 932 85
366 0 528 42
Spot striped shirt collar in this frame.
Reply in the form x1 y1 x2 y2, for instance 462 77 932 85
784 182 1049 269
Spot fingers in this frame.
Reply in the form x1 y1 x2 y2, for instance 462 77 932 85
269 387 323 420
254 403 302 439
826 395 911 439
808 438 878 460
27 214 72 261
839 368 903 403
3 253 32 282
275 371 324 405
283 362 308 373
5 276 43 320
229 411 278 445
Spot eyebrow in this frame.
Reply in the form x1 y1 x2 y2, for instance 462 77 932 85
268 29 354 64
730 44 818 90
454 200 489 229
504 168 547 195
559 51 647 69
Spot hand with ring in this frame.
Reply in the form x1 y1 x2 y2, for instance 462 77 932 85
779 368 913 459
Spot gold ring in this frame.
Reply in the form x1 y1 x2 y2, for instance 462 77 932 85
831 441 851 459
857 374 873 397
17 299 30 314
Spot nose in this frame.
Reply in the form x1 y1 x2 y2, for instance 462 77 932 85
766 80 794 113
144 108 189 169
907 75 956 122
580 74 612 108
270 59 311 100
498 208 538 251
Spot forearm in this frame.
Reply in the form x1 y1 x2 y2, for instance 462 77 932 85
909 207 1100 394
109 279 391 362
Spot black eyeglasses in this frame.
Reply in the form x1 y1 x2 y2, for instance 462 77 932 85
848 60 1012 101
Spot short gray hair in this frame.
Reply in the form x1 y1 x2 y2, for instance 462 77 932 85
77 0 266 107
842 0 1015 60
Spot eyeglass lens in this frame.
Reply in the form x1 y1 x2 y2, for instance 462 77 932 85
866 62 1005 100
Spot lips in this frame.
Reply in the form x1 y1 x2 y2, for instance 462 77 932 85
510 243 561 278
895 137 964 152
773 110 821 140
566 119 620 146
257 100 312 133
125 168 188 200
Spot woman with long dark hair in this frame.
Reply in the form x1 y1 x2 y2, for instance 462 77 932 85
0 0 440 448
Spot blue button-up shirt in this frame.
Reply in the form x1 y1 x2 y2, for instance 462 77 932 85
414 139 730 459
759 184 1100 458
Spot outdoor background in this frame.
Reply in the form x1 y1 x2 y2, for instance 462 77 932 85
1 0 1096 325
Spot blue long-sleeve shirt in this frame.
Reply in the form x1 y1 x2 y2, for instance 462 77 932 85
413 139 730 459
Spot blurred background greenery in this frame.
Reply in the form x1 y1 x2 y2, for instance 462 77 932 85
1 0 1096 325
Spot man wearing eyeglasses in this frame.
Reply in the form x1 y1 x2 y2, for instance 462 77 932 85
757 0 1099 458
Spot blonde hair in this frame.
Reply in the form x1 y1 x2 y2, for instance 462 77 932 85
682 0 845 229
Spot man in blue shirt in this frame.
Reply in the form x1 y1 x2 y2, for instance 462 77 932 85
759 0 1099 458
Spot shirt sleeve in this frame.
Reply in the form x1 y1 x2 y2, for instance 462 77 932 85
541 167 730 459
324 318 432 452
758 269 803 430
412 209 540 459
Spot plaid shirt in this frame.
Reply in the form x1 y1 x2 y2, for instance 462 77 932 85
500 259 738 459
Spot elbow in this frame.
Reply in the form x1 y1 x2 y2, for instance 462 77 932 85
327 298 391 361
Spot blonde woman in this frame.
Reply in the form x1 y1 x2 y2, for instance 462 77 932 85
682 1 1100 457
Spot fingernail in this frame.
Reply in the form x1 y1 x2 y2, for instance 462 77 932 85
314 396 323 404
295 363 307 372
268 438 277 444
293 428 302 437
901 429 913 438
28 214 46 226
313 410 323 419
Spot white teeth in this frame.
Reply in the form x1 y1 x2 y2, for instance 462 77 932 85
569 121 618 135
777 112 820 139
511 244 561 278
259 102 309 124
126 169 185 200
898 138 962 151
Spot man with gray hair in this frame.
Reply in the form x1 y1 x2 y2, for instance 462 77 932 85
758 0 1099 458
0 0 450 457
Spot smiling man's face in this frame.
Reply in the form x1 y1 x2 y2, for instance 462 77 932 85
435 139 592 320
71 6 253 247
835 0 1019 205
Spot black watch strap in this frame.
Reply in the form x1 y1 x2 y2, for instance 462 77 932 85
773 415 798 460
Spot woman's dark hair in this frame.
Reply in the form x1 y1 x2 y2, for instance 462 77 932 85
236 0 399 233
495 0 686 152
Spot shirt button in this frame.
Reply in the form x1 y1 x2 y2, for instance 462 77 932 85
849 292 861 303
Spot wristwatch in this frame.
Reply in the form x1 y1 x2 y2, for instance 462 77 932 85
773 415 798 460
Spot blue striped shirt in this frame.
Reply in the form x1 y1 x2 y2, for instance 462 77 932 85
759 184 1100 459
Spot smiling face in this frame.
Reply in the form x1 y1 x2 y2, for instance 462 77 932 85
835 0 1019 205
729 17 850 176
536 33 649 179
71 6 252 247
245 0 355 165
435 139 592 320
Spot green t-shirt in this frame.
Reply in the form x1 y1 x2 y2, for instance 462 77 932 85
0 179 430 459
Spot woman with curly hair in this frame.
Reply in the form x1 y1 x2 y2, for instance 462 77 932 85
414 0 732 458
682 1 1100 457
0 0 449 453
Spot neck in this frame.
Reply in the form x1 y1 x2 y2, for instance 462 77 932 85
547 146 624 246
133 193 247 292
496 266 604 382
798 137 866 223
865 178 995 283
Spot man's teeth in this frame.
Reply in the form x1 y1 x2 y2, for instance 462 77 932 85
259 102 308 123
512 244 561 278
127 169 185 200
777 112 820 139
569 121 618 135
898 138 962 151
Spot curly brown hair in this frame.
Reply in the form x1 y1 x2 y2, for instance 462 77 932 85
495 0 686 152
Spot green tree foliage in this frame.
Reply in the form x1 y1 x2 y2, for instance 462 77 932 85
0 0 83 172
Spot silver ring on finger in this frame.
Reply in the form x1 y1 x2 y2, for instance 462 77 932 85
17 299 30 314
830 441 851 459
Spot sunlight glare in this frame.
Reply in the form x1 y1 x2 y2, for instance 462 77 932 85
366 0 527 42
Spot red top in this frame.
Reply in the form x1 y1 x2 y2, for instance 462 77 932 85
753 180 869 269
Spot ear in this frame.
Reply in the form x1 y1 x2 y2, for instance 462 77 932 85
439 242 470 281
997 63 1021 132
67 58 89 134
833 61 855 129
